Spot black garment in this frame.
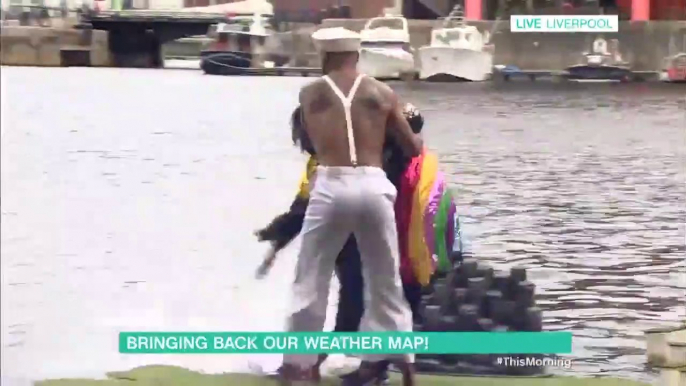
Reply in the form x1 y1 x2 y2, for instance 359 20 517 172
334 236 423 332
333 237 365 332
255 196 307 252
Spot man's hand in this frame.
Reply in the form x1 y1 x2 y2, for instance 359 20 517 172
387 93 423 157
402 103 419 121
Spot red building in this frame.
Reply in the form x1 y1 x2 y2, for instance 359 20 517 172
616 0 686 20
462 0 685 20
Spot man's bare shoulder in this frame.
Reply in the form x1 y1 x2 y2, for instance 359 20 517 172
300 79 326 97
363 77 395 100
300 79 332 107
300 79 335 114
365 76 392 92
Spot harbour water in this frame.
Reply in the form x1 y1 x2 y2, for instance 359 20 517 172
1 66 684 385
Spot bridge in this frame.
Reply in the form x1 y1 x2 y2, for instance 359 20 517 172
81 10 232 67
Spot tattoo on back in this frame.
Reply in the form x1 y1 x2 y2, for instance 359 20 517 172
360 95 382 110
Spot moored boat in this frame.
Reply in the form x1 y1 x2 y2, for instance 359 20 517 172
358 14 416 80
565 37 633 82
660 53 686 83
417 5 493 82
200 14 289 76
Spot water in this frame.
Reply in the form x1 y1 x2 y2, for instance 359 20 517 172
1 67 684 385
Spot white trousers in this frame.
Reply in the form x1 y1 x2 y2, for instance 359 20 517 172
283 166 414 367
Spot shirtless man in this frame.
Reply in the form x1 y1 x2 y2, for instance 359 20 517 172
278 28 422 386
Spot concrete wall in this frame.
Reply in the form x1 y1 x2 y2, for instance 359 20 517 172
148 0 183 10
3 0 89 9
89 26 111 65
321 19 686 71
0 26 112 66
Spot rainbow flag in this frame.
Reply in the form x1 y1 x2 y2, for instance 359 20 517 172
399 149 460 286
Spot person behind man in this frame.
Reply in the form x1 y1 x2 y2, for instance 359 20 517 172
278 27 422 385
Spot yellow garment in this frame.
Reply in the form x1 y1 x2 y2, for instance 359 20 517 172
297 156 319 199
408 151 439 286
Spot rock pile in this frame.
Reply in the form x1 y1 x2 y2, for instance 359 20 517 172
413 255 545 376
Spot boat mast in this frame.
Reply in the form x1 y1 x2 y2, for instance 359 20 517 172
443 4 465 28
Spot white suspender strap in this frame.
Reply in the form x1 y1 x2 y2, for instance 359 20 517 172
322 74 365 166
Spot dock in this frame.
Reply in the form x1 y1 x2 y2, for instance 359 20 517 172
492 69 662 83
202 65 322 77
493 70 566 82
200 65 421 79
247 67 321 77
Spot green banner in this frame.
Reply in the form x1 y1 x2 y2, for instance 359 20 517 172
119 332 572 354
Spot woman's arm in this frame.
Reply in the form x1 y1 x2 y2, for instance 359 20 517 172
255 156 317 252
255 196 307 252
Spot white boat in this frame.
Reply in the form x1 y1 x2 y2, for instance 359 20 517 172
418 5 493 82
358 15 416 80
565 37 633 81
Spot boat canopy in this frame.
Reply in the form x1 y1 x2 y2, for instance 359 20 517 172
360 16 410 43
430 25 484 50
208 12 272 37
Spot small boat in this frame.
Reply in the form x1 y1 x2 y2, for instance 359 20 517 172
358 14 416 80
565 37 633 82
660 53 686 83
417 5 494 82
200 14 288 76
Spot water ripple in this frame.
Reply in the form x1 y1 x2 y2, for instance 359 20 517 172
394 81 686 383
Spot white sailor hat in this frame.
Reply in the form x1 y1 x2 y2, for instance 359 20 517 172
311 27 361 53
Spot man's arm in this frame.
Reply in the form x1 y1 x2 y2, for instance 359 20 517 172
385 89 423 157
